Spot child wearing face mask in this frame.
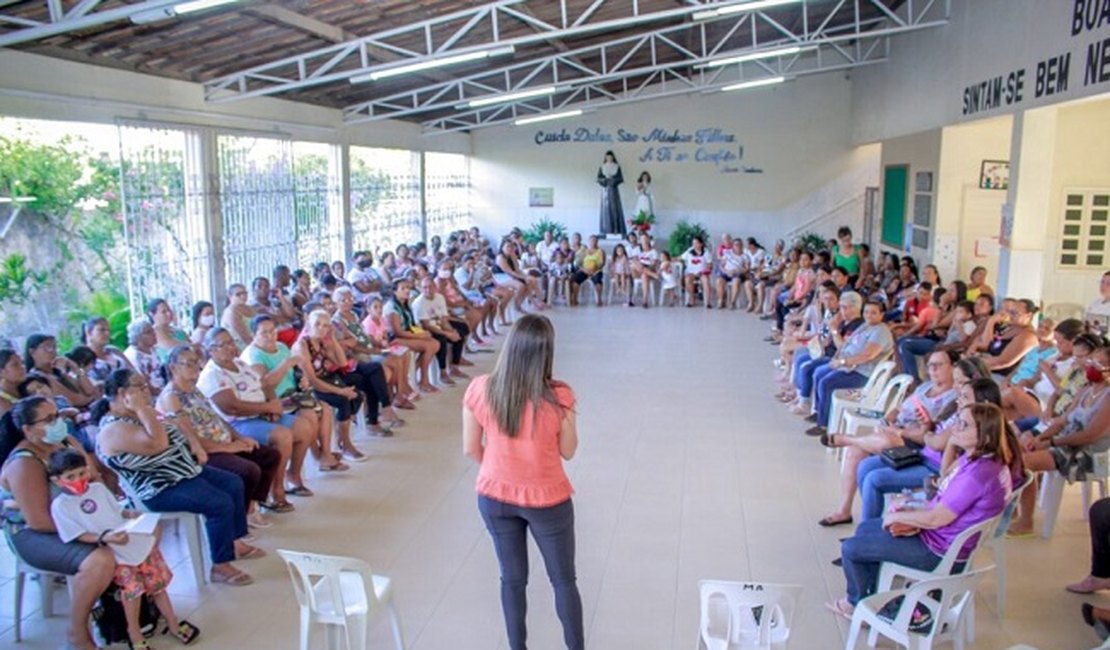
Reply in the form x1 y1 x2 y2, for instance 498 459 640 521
48 449 199 649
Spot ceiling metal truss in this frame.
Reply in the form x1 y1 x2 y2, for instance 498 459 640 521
364 0 951 134
203 0 771 103
0 0 186 47
350 0 949 132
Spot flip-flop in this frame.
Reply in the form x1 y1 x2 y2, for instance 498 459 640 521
318 461 350 472
261 500 294 513
820 433 843 448
818 515 853 527
210 568 253 586
165 619 200 645
1005 528 1035 539
236 545 267 561
286 485 314 497
824 598 854 620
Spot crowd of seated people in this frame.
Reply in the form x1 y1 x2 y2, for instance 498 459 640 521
0 221 1107 648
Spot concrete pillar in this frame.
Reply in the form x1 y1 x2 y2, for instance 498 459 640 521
997 106 1058 302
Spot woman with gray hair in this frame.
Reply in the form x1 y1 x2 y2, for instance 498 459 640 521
123 320 165 393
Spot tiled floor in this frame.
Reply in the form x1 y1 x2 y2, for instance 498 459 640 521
0 304 1101 649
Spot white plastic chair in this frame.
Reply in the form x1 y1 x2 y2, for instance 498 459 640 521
841 374 916 438
697 580 802 650
847 566 991 650
9 542 70 642
1037 448 1110 539
120 481 209 587
631 274 657 306
986 470 1035 616
828 361 896 433
877 513 1001 644
278 549 404 650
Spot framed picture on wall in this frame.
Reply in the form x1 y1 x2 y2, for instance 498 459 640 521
528 187 554 207
979 160 1009 190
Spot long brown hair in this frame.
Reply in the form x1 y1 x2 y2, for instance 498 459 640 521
485 314 560 438
965 403 1017 468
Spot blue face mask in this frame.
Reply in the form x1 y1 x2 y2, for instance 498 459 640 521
43 418 69 445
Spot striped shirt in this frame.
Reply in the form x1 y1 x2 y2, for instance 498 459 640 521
98 416 201 502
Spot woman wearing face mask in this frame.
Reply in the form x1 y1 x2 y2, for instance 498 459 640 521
1010 343 1110 536
190 300 217 347
0 396 116 650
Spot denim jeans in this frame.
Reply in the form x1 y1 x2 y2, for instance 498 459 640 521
478 495 584 650
143 465 247 565
856 455 939 521
841 518 943 604
792 351 831 399
896 337 938 382
813 366 868 428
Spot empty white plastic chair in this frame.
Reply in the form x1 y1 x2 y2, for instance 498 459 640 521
847 567 991 650
828 361 895 433
1038 448 1110 539
697 580 802 650
278 549 404 650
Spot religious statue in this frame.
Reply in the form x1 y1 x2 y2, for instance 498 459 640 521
597 150 626 236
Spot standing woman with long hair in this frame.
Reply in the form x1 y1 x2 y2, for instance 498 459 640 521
462 314 583 650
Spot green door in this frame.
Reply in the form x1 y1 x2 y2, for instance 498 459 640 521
881 165 908 248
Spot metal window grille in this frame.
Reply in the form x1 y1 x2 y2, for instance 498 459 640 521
1059 189 1109 269
425 152 470 242
292 141 345 270
350 146 422 256
117 122 210 323
217 134 297 285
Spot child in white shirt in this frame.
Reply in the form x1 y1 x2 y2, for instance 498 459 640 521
48 449 199 649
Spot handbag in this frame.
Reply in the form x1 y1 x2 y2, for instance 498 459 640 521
881 445 923 469
806 337 825 359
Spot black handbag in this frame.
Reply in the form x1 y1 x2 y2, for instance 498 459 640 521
881 445 923 469
92 584 161 645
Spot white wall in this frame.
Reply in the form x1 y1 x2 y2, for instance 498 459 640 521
0 49 470 153
852 0 1110 144
470 72 878 245
1039 96 1110 307
877 128 941 260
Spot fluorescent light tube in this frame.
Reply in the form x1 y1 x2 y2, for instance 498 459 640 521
693 0 802 21
352 46 516 83
0 196 35 203
175 0 238 14
514 109 583 126
465 86 557 109
700 45 810 68
721 76 785 92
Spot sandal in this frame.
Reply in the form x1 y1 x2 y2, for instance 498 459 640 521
318 461 350 472
340 445 368 462
285 485 314 497
236 545 267 561
165 620 200 645
824 597 855 620
818 515 853 527
210 567 253 586
127 640 152 650
819 433 843 448
260 500 295 513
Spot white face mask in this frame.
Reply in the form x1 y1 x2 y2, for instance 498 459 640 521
199 314 216 327
437 269 452 280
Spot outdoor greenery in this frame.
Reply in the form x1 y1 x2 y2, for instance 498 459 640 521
796 231 828 253
522 217 567 245
666 220 710 258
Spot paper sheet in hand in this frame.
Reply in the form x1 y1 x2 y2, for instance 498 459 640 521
114 513 161 536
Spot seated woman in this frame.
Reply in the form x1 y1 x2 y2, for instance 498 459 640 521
826 402 1016 618
754 240 786 315
220 283 256 351
157 345 282 529
681 235 714 308
630 233 661 309
855 362 994 522
0 396 117 650
777 279 836 400
362 296 418 406
965 265 994 302
570 235 606 307
0 348 26 414
774 251 815 335
123 321 167 394
806 300 895 437
1009 341 1110 536
190 301 217 348
292 310 372 455
496 239 545 312
972 298 1040 380
439 258 496 342
335 286 415 409
25 334 100 409
936 293 996 356
457 252 511 328
147 298 190 363
82 316 133 384
199 328 316 508
1002 319 1087 421
94 369 260 587
783 290 861 411
818 350 959 527
715 238 746 310
387 279 442 393
898 296 975 382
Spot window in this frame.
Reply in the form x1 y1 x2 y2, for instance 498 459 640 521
425 152 470 240
349 146 421 255
1059 190 1109 268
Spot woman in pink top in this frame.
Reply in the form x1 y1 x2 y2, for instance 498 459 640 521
462 314 582 650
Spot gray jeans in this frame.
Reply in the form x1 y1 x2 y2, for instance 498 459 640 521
478 494 584 650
